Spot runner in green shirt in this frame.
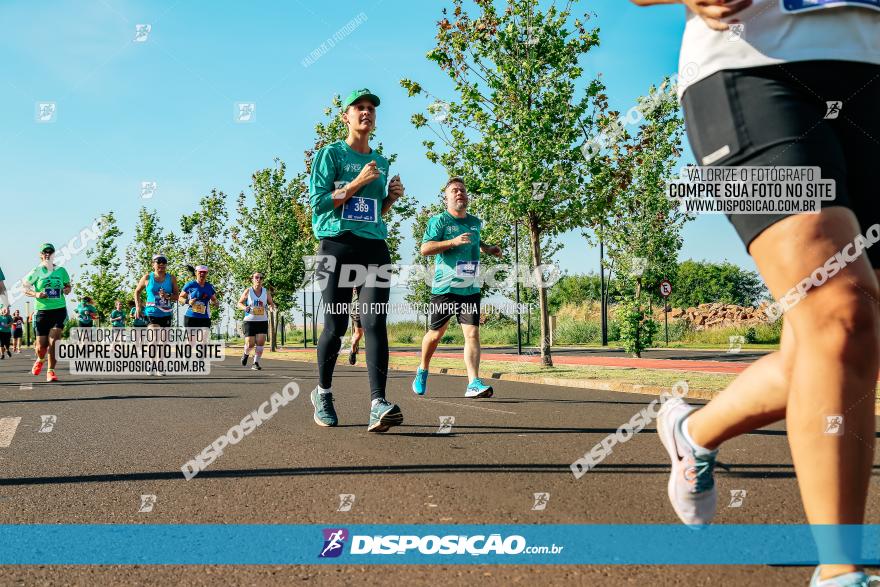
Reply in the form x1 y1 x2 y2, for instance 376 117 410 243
76 297 98 327
307 88 406 433
23 243 71 382
110 300 126 327
129 300 147 327
413 177 502 399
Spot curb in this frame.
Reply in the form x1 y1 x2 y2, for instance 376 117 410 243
266 352 880 416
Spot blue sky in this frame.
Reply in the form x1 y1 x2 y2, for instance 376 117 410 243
0 0 756 313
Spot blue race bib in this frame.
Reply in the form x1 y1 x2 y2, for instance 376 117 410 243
342 197 377 223
44 287 60 299
782 0 880 12
455 260 479 277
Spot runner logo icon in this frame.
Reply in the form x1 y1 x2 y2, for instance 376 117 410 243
319 528 349 558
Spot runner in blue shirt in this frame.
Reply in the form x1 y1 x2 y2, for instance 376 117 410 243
178 265 218 328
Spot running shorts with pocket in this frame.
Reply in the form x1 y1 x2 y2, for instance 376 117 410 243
35 308 67 335
682 60 880 268
429 293 481 331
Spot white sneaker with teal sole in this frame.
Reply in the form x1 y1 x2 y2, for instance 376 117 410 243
658 397 718 526
810 567 880 586
465 378 493 398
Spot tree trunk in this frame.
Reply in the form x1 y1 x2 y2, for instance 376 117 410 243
527 213 552 367
634 279 642 358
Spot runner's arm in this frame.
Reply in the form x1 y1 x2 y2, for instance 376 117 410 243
237 289 250 312
134 275 148 314
170 276 180 299
381 175 404 216
209 294 219 307
421 233 471 256
480 242 503 257
266 290 276 312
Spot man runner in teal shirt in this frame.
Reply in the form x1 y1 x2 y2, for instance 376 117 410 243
413 177 502 399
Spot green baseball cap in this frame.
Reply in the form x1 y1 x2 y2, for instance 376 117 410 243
40 243 55 253
342 88 380 110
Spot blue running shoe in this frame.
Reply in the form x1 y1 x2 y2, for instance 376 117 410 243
368 399 403 432
465 378 493 398
412 368 428 396
810 567 880 586
310 387 338 427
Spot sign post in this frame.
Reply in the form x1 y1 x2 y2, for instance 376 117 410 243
659 279 672 346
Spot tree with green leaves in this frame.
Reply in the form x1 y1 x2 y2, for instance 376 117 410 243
180 189 233 325
671 260 767 308
595 79 687 357
401 0 605 366
231 159 312 351
75 212 124 323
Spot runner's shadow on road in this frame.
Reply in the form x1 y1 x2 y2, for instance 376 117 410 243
0 394 234 404
428 396 663 407
6 464 880 486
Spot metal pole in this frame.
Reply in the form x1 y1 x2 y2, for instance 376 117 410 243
665 304 669 346
600 234 608 346
281 315 285 347
303 289 308 348
514 220 522 355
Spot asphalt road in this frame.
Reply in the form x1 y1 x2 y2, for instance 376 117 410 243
0 351 877 586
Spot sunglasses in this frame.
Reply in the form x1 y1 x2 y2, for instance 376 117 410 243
253 275 264 279
41 250 54 255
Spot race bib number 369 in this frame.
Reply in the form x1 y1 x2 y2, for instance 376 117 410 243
456 260 479 277
782 0 880 12
342 197 377 223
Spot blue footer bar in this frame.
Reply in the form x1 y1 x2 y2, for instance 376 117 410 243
1 524 878 565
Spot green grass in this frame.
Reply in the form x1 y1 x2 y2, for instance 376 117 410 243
262 348 880 402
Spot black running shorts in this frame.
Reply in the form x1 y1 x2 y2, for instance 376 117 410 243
428 293 481 331
242 321 268 337
682 60 880 268
146 315 172 327
35 308 67 336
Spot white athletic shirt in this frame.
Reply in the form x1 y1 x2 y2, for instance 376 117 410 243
243 287 269 322
678 2 880 97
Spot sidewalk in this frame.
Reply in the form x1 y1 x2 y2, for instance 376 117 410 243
281 346 748 375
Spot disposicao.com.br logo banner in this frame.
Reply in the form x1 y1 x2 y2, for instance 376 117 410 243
0 525 878 565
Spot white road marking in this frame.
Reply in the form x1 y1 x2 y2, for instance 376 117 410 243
0 417 22 448
417 397 517 415
19 383 32 391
